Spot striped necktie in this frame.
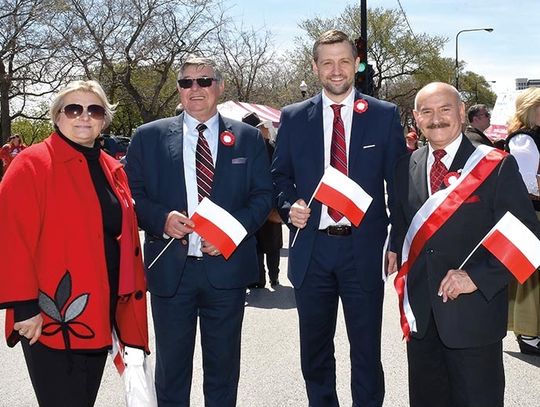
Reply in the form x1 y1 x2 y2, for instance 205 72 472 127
328 104 347 222
430 149 448 193
195 123 214 202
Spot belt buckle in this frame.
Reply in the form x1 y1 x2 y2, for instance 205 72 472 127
326 225 351 236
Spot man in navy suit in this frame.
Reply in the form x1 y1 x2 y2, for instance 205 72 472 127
125 56 272 406
272 30 406 406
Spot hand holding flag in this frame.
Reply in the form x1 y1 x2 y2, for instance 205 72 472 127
291 167 372 247
191 198 247 259
313 166 372 227
460 211 540 284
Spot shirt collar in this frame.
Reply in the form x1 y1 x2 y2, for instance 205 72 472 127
322 87 355 109
183 111 220 134
428 134 463 161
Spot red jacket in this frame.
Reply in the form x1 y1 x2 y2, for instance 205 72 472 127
0 133 149 352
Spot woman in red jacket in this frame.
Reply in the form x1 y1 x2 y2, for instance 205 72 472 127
0 133 27 173
0 80 149 406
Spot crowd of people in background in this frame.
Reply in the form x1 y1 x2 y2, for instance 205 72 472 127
1 28 539 407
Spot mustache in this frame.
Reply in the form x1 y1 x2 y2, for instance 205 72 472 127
426 122 450 129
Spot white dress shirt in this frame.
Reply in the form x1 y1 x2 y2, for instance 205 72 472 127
426 135 462 196
318 88 355 229
507 133 540 195
183 112 220 256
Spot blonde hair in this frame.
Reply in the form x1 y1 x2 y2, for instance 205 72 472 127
49 80 116 127
507 87 540 134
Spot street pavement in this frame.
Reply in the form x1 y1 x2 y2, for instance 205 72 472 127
1 229 539 406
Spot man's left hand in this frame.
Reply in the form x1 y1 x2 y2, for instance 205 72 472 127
201 240 221 257
438 269 477 303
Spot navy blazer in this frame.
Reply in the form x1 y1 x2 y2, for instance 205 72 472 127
393 137 540 347
272 90 406 289
125 113 272 296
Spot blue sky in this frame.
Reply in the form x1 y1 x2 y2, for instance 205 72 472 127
227 0 540 94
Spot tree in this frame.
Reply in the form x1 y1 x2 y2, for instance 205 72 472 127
294 5 446 99
458 71 497 108
52 0 225 125
11 114 52 145
0 0 74 145
216 23 275 103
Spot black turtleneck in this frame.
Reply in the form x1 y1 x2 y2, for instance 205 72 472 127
14 131 122 327
58 131 121 326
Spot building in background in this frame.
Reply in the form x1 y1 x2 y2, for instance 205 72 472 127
516 78 540 90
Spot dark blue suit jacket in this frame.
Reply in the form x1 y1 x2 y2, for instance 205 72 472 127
125 113 272 296
272 91 406 289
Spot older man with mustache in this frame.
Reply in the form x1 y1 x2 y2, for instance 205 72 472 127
390 82 540 407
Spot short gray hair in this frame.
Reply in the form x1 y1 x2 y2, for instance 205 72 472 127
178 55 223 82
49 80 116 127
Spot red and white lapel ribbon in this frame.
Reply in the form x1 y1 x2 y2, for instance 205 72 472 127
394 146 506 339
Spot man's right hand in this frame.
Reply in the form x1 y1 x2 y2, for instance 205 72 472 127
164 211 195 239
290 199 311 229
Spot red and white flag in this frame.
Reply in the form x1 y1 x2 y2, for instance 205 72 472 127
480 211 540 284
191 198 247 259
110 330 126 375
314 166 372 227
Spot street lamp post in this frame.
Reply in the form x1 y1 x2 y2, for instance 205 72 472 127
299 81 308 98
455 28 493 90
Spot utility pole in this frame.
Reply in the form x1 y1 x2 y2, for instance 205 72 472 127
355 0 374 95
361 0 367 41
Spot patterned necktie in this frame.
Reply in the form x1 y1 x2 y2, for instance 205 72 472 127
195 123 214 202
329 104 347 222
430 149 448 193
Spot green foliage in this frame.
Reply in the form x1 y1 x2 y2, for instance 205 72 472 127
11 119 53 145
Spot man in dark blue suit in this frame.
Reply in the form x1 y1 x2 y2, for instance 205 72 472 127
272 30 406 406
125 56 272 406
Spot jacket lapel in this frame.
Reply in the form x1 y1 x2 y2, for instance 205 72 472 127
349 90 367 173
448 136 475 173
212 115 233 200
410 146 429 208
167 114 188 205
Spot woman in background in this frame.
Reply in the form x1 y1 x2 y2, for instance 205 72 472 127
505 87 540 356
0 80 149 405
0 133 27 177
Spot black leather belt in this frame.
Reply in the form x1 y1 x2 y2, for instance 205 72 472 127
187 255 203 260
319 225 352 236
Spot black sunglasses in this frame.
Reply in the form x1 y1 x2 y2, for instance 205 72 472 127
9 135 20 140
177 77 218 89
60 104 106 120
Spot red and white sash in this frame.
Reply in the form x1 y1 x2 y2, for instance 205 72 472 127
394 145 507 339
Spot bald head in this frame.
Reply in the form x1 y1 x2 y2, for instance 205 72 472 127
414 82 461 111
413 82 466 150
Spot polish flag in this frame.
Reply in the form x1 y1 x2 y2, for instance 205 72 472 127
191 198 248 259
110 330 125 375
481 212 540 284
314 166 372 226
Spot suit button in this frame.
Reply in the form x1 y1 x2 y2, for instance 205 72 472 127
427 248 434 254
181 239 188 246
134 290 143 300
134 247 140 256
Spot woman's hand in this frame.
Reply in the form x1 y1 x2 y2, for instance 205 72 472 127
13 314 43 345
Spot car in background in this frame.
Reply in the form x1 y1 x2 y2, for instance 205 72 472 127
101 134 131 160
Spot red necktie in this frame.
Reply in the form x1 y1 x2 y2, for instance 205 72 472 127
195 123 214 202
430 149 448 193
328 104 347 222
